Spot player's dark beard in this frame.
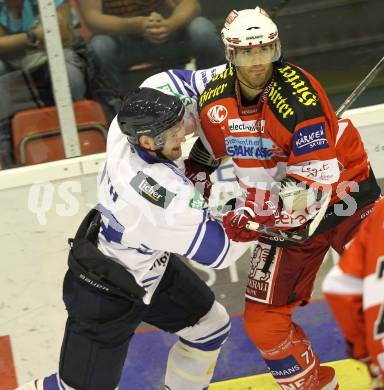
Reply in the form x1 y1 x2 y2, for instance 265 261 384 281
237 77 265 90
236 65 271 90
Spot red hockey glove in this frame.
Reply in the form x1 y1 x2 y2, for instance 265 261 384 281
184 159 213 200
244 190 283 228
222 204 261 242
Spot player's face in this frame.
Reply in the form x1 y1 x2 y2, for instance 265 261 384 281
235 59 273 90
161 120 186 160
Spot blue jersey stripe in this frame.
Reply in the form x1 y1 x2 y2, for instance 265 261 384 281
183 209 208 257
166 70 184 95
43 373 59 389
192 71 198 94
191 220 226 266
169 68 193 83
212 238 230 269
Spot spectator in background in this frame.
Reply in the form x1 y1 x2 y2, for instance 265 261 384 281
0 0 86 96
77 0 225 90
0 0 102 168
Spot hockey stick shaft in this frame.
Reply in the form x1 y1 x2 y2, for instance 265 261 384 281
336 55 384 118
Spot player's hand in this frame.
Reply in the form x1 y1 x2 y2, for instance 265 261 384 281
222 203 261 242
184 159 212 200
244 190 282 228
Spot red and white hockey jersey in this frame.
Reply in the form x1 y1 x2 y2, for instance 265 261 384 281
323 198 384 381
198 62 375 229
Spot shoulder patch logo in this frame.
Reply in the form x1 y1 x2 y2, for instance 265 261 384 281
130 171 176 209
292 123 329 156
207 105 228 124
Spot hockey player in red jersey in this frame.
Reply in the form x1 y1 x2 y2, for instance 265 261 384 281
323 198 384 389
186 5 382 390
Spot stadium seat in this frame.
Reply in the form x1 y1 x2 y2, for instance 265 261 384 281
12 100 108 165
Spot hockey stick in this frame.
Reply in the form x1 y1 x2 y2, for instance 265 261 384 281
336 54 384 117
244 55 384 242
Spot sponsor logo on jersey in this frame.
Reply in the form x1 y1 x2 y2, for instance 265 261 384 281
130 171 176 208
157 83 193 107
360 206 374 220
265 355 302 378
246 242 282 303
189 190 208 210
300 162 330 179
201 70 208 85
268 81 295 119
207 105 228 124
149 252 170 270
199 84 228 107
277 64 319 107
292 123 329 156
228 119 265 133
225 136 274 159
211 65 235 82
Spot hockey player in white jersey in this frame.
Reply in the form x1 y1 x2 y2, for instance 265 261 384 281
139 64 229 200
21 87 252 390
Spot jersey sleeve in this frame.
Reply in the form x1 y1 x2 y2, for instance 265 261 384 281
140 65 228 139
285 72 341 187
99 161 250 269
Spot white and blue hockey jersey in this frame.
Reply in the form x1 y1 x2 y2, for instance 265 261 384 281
97 115 249 304
140 65 227 147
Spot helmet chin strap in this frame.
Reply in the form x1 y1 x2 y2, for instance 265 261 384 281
237 77 264 91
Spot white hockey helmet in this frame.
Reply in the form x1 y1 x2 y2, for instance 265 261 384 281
221 6 281 66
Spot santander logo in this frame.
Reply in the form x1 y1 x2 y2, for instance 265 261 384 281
207 105 228 124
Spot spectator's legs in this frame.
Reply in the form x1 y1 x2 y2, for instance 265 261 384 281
89 35 121 88
184 16 225 68
0 61 12 167
63 48 87 100
0 60 10 76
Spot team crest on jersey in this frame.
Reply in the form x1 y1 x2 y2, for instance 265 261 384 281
207 105 228 124
130 171 176 209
